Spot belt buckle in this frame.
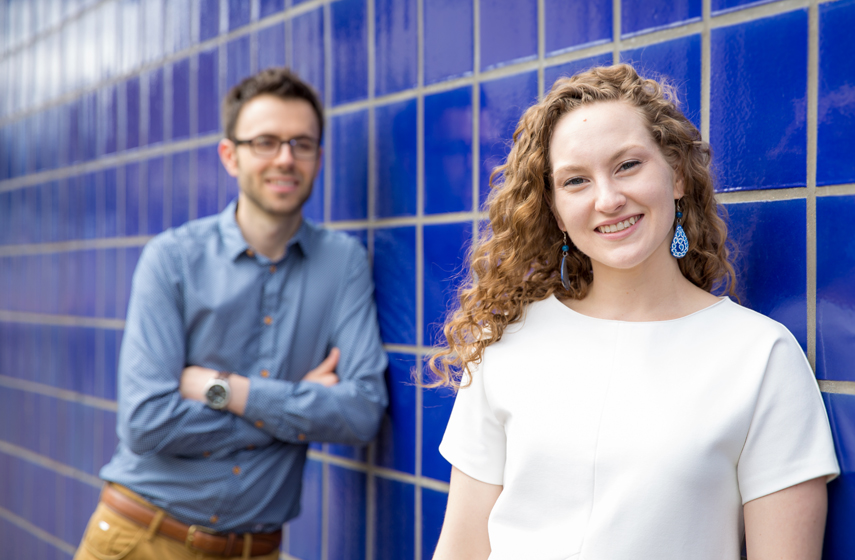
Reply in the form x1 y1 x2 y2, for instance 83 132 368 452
186 524 220 550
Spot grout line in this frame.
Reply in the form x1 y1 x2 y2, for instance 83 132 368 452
415 0 426 555
0 375 118 412
806 0 820 370
0 440 104 489
0 505 77 556
323 2 333 225
701 0 712 142
816 183 855 197
0 310 125 330
714 187 808 203
537 0 545 98
306 450 450 493
365 1 377 557
819 380 855 396
0 235 153 257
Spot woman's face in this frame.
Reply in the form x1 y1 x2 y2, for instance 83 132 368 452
549 101 684 275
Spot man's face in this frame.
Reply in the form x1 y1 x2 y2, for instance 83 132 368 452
218 94 322 220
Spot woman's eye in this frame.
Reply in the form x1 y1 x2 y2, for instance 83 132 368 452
563 177 585 187
619 160 641 172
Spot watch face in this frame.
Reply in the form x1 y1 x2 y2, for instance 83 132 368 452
206 384 228 407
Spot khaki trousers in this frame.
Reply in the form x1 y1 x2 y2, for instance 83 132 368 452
74 491 281 560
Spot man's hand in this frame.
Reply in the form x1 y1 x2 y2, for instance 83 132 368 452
302 348 341 387
180 365 216 402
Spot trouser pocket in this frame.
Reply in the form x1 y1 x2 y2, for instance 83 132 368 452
79 502 145 560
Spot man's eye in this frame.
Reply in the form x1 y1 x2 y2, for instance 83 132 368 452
254 137 279 149
294 139 316 151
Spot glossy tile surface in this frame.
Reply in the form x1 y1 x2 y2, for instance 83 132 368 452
622 0 701 37
290 7 325 99
327 466 366 560
816 196 855 381
375 0 417 96
817 0 855 186
423 221 472 346
479 71 538 205
376 99 417 218
822 393 855 558
725 200 807 349
256 22 286 72
710 9 808 191
330 109 369 222
373 227 417 346
621 34 702 128
424 0 473 84
375 478 415 560
480 0 537 71
544 53 614 91
375 353 417 474
331 0 368 105
424 87 473 215
544 0 612 55
712 0 775 15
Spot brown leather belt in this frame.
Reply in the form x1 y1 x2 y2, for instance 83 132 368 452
100 483 281 557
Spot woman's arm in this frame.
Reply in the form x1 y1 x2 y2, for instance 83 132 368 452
743 476 828 560
432 466 503 560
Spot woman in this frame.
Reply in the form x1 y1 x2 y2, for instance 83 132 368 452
429 65 839 560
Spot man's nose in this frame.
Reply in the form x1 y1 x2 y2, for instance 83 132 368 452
273 142 297 167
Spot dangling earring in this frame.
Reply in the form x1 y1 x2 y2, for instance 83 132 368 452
560 231 572 291
670 199 688 259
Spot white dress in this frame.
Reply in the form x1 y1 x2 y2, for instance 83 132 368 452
439 296 839 560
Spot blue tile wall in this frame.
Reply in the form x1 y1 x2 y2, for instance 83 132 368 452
725 200 808 349
817 0 855 187
2 1 854 558
423 0 472 85
544 0 612 56
816 196 855 382
710 9 808 191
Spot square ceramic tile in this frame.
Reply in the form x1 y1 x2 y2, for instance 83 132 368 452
375 99 417 218
327 465 366 560
712 0 775 16
480 0 537 71
479 71 538 205
373 227 417 346
423 0 473 84
145 68 164 146
423 221 471 346
197 48 220 135
226 35 251 91
421 376 456 482
331 0 368 105
330 109 368 221
621 34 702 129
199 0 220 41
817 0 855 186
710 9 808 191
145 156 165 234
725 199 807 349
822 392 855 559
165 0 191 54
228 0 250 30
256 22 286 71
374 478 415 560
375 353 417 473
125 77 141 150
622 0 700 37
171 58 191 141
260 0 284 19
303 165 324 223
816 195 855 381
544 0 612 56
375 0 417 96
171 151 191 227
196 144 220 219
424 86 473 214
290 7 325 101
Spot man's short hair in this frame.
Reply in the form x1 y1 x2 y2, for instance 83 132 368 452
221 67 324 142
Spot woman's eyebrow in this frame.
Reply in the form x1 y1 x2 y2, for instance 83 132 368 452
552 144 647 176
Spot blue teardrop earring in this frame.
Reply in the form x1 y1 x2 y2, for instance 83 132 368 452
560 231 572 291
670 199 689 259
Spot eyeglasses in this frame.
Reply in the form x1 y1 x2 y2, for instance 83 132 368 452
232 135 320 160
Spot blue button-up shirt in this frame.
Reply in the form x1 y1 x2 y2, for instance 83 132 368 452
99 200 388 532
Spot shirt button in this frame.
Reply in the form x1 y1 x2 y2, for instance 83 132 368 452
232 466 241 475
203 451 211 458
297 434 306 441
246 444 256 450
260 369 269 377
255 420 264 428
264 316 272 325
210 515 219 524
246 249 255 257
269 265 276 273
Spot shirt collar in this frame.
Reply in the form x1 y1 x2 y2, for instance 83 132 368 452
218 199 313 262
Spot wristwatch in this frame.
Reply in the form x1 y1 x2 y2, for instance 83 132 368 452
203 371 232 410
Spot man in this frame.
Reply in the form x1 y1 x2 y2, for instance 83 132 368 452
74 68 388 560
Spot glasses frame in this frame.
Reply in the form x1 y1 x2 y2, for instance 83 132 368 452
232 135 321 161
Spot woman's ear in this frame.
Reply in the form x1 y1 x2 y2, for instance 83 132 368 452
672 166 686 199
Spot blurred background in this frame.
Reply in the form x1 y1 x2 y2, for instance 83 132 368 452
1 0 854 558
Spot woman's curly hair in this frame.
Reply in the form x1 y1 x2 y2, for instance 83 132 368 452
426 64 738 389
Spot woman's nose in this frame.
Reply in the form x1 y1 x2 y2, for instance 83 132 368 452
593 180 626 214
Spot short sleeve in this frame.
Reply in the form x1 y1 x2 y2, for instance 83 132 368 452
438 361 507 486
737 330 840 503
